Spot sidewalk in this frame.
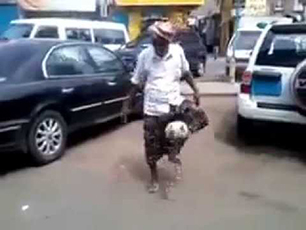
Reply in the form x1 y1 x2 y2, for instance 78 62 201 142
181 82 238 96
197 56 228 83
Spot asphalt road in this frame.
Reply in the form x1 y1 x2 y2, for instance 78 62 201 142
1 97 306 230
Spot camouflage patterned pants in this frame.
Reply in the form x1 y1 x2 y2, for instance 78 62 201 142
143 100 209 166
144 115 185 166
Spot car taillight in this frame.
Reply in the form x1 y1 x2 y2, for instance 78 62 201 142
241 71 253 94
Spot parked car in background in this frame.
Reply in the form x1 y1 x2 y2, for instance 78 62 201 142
226 28 262 81
175 29 207 76
0 18 130 51
117 32 152 72
118 28 207 77
237 22 306 136
0 39 140 165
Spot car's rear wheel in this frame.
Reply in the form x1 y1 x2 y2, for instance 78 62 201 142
237 115 253 138
28 111 67 165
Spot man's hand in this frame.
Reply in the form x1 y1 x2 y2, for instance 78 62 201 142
182 71 201 107
121 85 141 123
193 91 200 107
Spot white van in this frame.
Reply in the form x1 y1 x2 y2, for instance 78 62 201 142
0 18 130 51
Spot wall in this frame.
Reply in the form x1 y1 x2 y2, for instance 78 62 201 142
116 0 204 6
268 0 303 14
0 4 18 33
111 6 193 40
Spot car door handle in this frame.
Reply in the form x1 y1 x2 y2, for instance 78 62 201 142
107 81 117 86
62 88 75 94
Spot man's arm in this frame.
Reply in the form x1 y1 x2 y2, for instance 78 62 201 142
182 71 200 106
127 83 142 106
178 44 200 106
122 51 146 121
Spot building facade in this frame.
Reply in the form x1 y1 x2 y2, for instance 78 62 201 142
0 0 18 33
110 0 205 40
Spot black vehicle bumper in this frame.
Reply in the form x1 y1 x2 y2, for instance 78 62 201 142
0 120 29 151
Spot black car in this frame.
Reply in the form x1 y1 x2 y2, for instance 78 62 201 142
117 29 207 77
0 39 139 165
176 29 207 76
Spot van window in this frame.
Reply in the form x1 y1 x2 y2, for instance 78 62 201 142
35 26 59 38
256 30 306 68
0 24 33 40
66 28 92 42
94 29 125 45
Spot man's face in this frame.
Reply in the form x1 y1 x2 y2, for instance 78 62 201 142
152 35 170 57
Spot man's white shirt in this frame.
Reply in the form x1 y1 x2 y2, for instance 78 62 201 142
131 44 190 116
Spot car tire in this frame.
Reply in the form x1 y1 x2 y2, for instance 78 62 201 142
27 111 67 166
237 115 253 138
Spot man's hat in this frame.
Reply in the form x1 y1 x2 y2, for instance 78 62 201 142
149 21 175 42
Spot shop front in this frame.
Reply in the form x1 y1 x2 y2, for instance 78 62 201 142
111 0 205 40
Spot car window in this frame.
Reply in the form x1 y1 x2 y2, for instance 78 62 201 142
138 36 152 47
94 29 125 45
46 45 95 77
0 24 33 40
35 26 59 38
256 31 306 68
234 31 261 50
177 31 201 44
66 28 92 42
125 34 151 48
86 46 124 73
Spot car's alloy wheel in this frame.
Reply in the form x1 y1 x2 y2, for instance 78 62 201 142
28 111 67 165
35 118 63 156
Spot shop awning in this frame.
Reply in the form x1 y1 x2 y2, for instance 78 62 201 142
116 0 205 6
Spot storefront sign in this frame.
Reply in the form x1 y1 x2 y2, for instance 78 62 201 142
18 0 96 12
116 0 204 6
245 0 267 16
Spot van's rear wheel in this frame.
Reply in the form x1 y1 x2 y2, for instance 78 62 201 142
28 111 67 166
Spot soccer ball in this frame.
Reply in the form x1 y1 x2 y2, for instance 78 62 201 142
165 121 189 140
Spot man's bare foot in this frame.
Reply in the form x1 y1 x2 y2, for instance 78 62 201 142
148 182 159 193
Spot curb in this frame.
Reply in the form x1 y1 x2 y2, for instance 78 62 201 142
182 92 237 97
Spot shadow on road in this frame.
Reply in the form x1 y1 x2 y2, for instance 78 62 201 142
67 118 123 148
215 111 306 164
0 151 32 176
0 118 129 176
